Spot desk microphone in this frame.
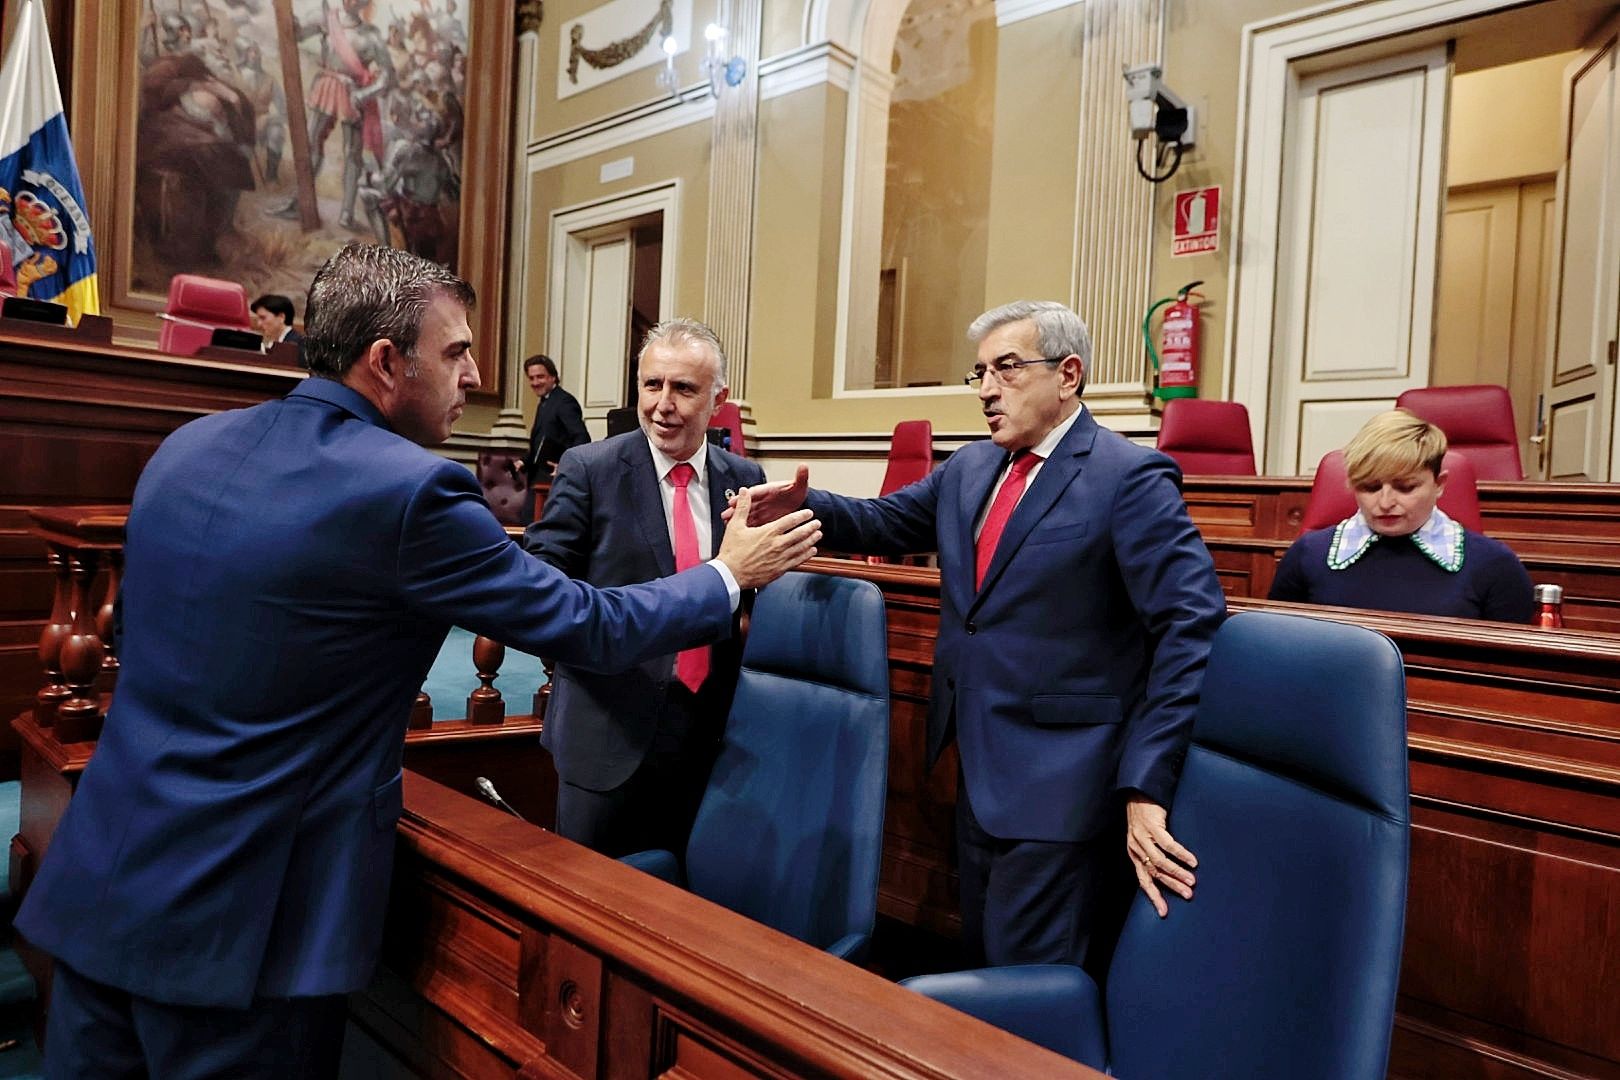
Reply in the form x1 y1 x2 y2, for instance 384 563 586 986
475 776 527 822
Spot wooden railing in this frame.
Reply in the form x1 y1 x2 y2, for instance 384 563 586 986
361 771 1099 1078
1181 475 1620 632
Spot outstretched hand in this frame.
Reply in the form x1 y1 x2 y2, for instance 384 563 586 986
1126 794 1197 918
714 486 822 590
722 463 811 527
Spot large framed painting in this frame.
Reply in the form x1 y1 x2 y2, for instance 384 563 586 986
64 0 513 401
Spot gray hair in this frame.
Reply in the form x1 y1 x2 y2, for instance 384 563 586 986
638 316 729 393
303 242 475 378
968 300 1093 392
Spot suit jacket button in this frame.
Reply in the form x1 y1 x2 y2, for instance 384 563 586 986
965 621 977 634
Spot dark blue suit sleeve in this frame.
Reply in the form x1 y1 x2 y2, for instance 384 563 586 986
398 461 731 673
521 444 593 576
806 470 943 556
557 392 590 450
1268 538 1312 603
1109 455 1227 807
1476 538 1535 623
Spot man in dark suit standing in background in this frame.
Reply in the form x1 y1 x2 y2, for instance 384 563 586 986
524 317 765 859
14 245 820 1078
745 300 1226 975
523 355 590 476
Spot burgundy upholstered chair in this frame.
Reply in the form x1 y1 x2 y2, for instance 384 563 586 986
1156 399 1257 476
477 451 528 526
1300 448 1483 532
879 420 933 496
1394 385 1525 481
158 274 253 357
710 402 747 457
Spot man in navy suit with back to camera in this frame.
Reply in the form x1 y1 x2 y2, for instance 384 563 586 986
14 243 821 1079
745 299 1226 973
524 317 764 859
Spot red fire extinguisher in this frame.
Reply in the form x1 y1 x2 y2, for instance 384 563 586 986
1143 281 1204 402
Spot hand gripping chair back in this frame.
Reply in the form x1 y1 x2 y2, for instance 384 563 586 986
1395 385 1525 480
1155 399 1257 475
905 611 1411 1080
159 274 253 356
880 420 934 496
1102 611 1410 1079
625 572 890 961
1301 448 1483 532
476 451 527 525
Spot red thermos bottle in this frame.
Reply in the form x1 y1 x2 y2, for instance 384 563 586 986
1533 584 1564 629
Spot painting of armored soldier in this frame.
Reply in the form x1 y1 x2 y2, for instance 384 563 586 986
129 0 472 304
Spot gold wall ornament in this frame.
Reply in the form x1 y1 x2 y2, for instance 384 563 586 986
567 0 674 83
517 0 544 36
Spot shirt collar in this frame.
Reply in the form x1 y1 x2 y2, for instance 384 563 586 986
1327 506 1465 572
1023 403 1085 461
291 376 390 431
647 434 709 483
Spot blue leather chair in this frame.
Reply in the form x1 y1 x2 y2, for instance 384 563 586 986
903 610 1410 1079
623 572 890 961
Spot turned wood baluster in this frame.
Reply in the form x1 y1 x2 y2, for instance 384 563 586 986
466 634 505 724
95 549 123 695
535 657 554 720
55 551 107 743
34 549 74 726
409 692 433 730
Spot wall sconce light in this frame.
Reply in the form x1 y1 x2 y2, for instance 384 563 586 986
658 2 747 101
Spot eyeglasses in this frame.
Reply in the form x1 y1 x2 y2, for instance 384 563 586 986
962 356 1067 387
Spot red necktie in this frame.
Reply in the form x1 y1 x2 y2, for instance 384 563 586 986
670 463 710 692
976 452 1040 589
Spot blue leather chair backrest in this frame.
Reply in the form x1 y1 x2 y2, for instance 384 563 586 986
683 572 890 954
1105 610 1410 1080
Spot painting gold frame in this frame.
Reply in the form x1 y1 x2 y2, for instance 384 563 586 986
62 0 514 403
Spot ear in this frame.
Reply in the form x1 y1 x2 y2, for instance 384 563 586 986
1433 468 1448 496
1058 354 1084 398
358 338 404 390
713 383 730 408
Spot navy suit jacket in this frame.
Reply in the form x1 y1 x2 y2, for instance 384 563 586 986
523 432 764 791
15 378 732 1009
807 408 1226 843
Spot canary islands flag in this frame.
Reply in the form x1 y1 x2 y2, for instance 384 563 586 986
0 0 99 322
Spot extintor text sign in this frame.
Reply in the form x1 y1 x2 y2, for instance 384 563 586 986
1172 186 1220 256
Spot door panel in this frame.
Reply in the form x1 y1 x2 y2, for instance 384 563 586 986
1270 46 1450 474
1542 17 1620 481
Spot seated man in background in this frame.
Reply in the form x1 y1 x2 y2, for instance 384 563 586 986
250 292 303 349
1269 409 1534 621
524 317 764 860
744 300 1227 974
15 244 820 1079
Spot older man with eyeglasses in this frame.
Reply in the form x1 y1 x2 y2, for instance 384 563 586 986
744 299 1226 976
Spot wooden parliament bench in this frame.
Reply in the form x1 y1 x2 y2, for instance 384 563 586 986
1182 475 1620 632
800 557 1620 1080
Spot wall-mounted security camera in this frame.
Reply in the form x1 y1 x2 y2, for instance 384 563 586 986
1124 63 1195 183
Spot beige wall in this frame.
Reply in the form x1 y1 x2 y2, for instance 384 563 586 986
983 7 1083 312
1152 0 1301 399
1449 52 1574 188
531 0 727 143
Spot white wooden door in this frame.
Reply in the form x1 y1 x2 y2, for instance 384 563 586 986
1540 16 1620 481
1267 45 1450 474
